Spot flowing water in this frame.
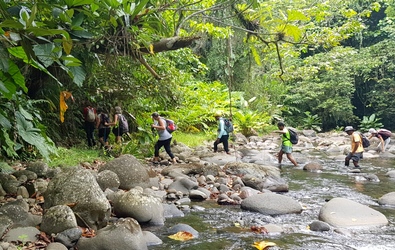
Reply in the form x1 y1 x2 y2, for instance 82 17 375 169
147 157 395 250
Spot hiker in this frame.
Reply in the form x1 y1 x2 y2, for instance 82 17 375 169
344 126 364 169
276 122 298 167
213 111 230 155
368 128 392 152
151 112 177 164
83 103 97 147
96 108 111 150
109 106 129 144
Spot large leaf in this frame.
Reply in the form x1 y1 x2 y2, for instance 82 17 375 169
33 43 57 68
15 112 57 160
0 46 9 72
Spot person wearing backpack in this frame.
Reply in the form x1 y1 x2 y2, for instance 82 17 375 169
213 111 231 155
83 103 97 148
276 122 298 167
368 128 392 152
344 126 364 170
151 112 177 164
109 106 129 144
96 108 111 150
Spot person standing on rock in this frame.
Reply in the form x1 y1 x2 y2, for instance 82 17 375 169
276 122 298 167
344 126 364 169
213 111 230 155
151 112 177 164
368 128 391 153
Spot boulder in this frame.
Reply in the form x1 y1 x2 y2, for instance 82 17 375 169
318 197 388 228
241 193 302 215
378 192 395 206
99 154 150 190
113 188 165 225
43 167 111 230
76 218 147 250
40 205 78 234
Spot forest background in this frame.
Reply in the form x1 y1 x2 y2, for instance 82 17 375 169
1 0 395 162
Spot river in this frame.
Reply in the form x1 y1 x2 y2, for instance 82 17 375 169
147 156 395 250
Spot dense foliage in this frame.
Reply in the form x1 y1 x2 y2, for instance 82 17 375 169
1 0 395 161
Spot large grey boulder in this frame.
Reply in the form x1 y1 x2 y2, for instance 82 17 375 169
241 193 303 215
378 192 395 206
319 197 388 228
99 154 150 190
25 161 49 178
224 162 288 192
113 188 165 225
96 170 120 191
76 218 147 250
43 167 111 230
40 205 78 234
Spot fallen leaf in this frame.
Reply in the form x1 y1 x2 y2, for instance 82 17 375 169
252 240 277 250
168 231 194 241
251 225 269 234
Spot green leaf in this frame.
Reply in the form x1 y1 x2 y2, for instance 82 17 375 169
69 65 86 87
61 55 82 67
287 10 310 22
19 105 34 121
33 43 57 68
0 111 12 130
285 24 302 42
65 0 94 7
72 12 85 27
0 19 24 29
0 46 9 72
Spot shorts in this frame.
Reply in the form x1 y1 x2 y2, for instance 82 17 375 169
112 127 123 136
346 152 363 162
281 145 293 154
98 127 111 138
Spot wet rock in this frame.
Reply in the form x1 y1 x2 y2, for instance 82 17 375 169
163 203 184 218
168 223 199 238
99 154 150 190
168 177 198 195
76 218 147 250
0 216 13 238
41 205 78 234
189 189 208 200
113 188 165 225
16 186 29 198
309 220 331 231
318 197 388 227
143 231 162 246
43 167 111 230
241 193 303 215
303 162 324 171
378 192 395 206
386 170 395 178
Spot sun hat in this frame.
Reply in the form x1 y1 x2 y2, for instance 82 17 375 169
344 126 355 132
369 128 377 134
214 111 222 117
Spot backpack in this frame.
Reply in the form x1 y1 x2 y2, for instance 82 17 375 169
117 114 129 133
359 133 371 148
86 108 96 122
287 128 299 144
100 114 110 127
223 118 234 133
378 129 392 138
165 119 177 133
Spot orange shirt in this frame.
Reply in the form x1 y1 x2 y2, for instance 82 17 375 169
351 132 364 153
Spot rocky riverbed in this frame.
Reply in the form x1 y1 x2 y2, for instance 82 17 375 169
1 130 395 250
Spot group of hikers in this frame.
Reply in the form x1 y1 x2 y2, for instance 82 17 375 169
83 103 392 169
277 123 392 170
83 104 130 151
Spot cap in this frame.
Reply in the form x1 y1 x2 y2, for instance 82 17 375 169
214 111 222 117
344 126 355 132
369 128 377 134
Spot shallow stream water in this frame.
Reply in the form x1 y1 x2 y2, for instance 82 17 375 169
147 156 395 250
